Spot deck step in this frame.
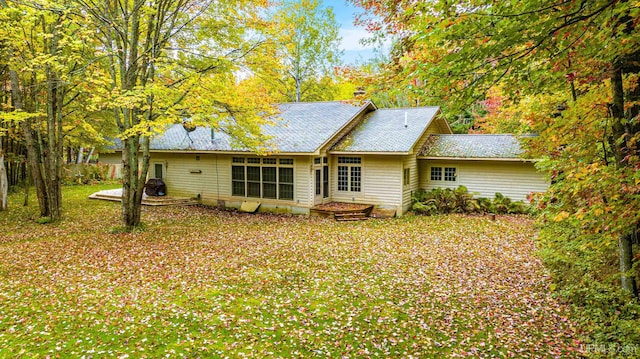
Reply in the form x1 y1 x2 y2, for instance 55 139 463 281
334 212 369 221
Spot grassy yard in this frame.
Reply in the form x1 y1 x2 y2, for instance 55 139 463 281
0 184 583 358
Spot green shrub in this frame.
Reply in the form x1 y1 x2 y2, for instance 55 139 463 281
537 221 640 350
411 187 529 215
476 197 494 213
411 199 438 215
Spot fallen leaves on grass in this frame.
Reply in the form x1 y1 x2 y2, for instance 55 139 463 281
0 187 584 358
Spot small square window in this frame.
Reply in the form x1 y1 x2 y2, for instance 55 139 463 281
314 158 321 164
430 167 442 181
444 167 457 181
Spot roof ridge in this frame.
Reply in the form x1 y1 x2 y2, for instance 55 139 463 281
277 100 359 105
377 106 440 110
431 133 521 136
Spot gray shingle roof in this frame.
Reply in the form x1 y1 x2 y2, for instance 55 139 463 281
331 107 440 153
109 101 366 153
418 134 533 159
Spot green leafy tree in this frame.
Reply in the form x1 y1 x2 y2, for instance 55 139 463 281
256 0 342 102
354 0 640 296
79 0 274 230
1 0 95 221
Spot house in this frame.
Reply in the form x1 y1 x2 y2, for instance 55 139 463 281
100 101 548 216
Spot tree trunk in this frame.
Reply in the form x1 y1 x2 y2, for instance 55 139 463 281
9 70 50 217
121 133 147 230
85 147 95 164
0 152 7 211
43 20 63 222
619 233 638 296
610 64 638 297
76 147 84 164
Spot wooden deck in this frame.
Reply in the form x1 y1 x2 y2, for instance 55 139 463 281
310 202 374 221
89 188 200 206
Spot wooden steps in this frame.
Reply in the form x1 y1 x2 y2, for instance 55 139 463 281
334 211 369 221
89 188 199 206
141 196 200 206
310 202 374 221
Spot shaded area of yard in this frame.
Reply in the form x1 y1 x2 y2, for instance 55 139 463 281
0 185 583 357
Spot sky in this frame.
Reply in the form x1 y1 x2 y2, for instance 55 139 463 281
323 0 385 65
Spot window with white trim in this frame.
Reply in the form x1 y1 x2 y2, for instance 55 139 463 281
430 166 456 182
403 168 410 186
337 156 361 192
231 157 294 200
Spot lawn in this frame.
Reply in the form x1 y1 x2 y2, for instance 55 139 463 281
0 184 583 358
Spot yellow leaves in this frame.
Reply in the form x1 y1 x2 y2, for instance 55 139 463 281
553 211 570 222
0 110 44 123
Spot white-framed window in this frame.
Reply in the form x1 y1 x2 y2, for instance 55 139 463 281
403 168 410 186
430 166 456 182
323 158 329 198
231 157 294 200
152 161 165 179
337 156 361 192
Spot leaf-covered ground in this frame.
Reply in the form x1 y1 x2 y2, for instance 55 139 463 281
0 185 584 358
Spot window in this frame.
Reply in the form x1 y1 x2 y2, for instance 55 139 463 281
232 166 245 196
315 169 321 195
444 167 457 182
337 157 361 192
338 165 348 191
323 164 329 198
246 166 261 197
262 167 277 199
430 167 442 181
279 167 294 200
231 157 294 200
350 166 361 192
430 166 456 182
404 168 410 186
154 163 164 179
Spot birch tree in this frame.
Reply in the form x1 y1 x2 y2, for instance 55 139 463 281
258 0 342 102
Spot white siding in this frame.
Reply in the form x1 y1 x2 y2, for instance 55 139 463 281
294 156 312 207
332 155 403 211
148 153 313 212
153 153 220 201
419 160 548 201
402 156 419 213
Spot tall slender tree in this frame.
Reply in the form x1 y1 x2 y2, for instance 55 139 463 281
256 0 342 102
